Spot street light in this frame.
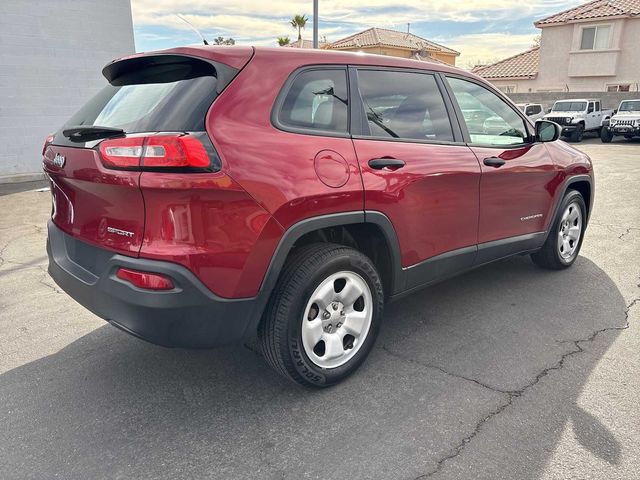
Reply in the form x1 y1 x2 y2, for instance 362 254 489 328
313 0 318 48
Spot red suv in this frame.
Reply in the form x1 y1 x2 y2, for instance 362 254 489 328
44 46 593 387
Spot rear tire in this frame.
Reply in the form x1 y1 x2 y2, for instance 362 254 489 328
570 124 584 142
601 127 613 143
258 243 384 387
531 190 586 270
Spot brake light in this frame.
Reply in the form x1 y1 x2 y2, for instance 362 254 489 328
98 134 210 169
42 134 55 155
116 268 174 290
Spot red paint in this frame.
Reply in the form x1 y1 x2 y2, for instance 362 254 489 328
352 140 482 266
471 143 561 243
45 46 593 300
314 150 350 188
43 145 145 255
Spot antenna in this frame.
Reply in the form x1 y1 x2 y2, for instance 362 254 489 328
175 14 209 45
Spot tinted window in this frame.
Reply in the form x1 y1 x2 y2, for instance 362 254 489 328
63 61 218 135
447 77 528 146
552 102 587 112
277 69 348 134
356 70 453 142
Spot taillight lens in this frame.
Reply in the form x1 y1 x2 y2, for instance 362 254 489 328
42 134 55 155
116 268 174 290
98 134 211 170
99 137 145 168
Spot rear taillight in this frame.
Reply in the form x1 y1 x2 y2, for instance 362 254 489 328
98 134 212 170
116 268 174 290
42 134 55 155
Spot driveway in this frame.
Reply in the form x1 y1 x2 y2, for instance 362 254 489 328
1 139 638 479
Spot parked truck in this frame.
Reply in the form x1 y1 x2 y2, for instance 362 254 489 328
601 99 640 142
543 99 613 143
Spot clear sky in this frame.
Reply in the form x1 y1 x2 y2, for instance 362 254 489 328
131 0 583 68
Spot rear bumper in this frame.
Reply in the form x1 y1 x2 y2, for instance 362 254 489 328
46 220 259 348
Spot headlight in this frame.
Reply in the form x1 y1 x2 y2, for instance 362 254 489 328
610 119 616 125
635 120 640 126
566 117 572 123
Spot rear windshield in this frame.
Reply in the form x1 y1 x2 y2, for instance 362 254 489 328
56 58 219 144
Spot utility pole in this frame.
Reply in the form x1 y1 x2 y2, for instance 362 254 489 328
313 0 319 48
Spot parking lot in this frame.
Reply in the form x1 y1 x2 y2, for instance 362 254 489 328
0 137 638 480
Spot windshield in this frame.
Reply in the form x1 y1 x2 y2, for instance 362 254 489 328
552 101 587 112
619 101 640 112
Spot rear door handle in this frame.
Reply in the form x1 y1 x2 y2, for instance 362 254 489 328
483 157 506 168
368 158 406 170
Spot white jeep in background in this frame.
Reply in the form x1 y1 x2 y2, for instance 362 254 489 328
543 99 614 143
515 103 545 121
601 99 640 143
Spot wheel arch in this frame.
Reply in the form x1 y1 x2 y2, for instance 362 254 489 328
545 174 593 239
243 211 403 338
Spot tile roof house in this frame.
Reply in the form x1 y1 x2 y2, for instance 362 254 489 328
326 27 460 66
473 0 640 93
285 38 329 49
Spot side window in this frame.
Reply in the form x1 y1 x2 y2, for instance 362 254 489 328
587 102 594 114
277 69 348 134
356 70 454 142
447 77 529 146
532 105 542 115
595 101 601 112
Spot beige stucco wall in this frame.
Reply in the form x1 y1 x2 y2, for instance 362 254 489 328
485 17 640 93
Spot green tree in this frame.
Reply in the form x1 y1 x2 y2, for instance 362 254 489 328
290 14 308 41
277 36 291 46
213 36 235 45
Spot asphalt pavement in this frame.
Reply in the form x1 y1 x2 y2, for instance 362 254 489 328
0 137 638 479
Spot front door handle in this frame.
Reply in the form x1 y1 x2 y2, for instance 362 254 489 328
368 158 406 170
483 157 506 168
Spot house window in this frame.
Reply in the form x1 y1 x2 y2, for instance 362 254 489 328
580 25 611 50
607 84 631 92
497 85 516 94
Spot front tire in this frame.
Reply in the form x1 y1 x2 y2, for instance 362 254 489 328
601 127 613 143
531 190 586 270
570 124 584 142
259 243 384 387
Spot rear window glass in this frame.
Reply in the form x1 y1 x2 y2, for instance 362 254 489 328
277 69 349 134
61 60 219 135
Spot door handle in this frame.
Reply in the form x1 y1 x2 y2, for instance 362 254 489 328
368 158 406 170
483 157 506 168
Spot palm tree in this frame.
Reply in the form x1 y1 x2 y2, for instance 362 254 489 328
277 36 291 47
290 14 308 41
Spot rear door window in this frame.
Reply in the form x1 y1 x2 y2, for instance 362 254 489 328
276 68 349 135
356 69 454 142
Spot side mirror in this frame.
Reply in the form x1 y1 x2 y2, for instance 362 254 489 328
546 107 552 113
536 119 561 142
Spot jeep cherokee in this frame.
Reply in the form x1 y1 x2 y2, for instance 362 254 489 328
44 46 594 387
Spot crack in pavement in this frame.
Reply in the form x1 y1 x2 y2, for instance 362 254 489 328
383 298 639 480
618 227 639 240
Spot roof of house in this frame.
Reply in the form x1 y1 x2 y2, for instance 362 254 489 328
329 27 460 55
471 47 539 79
535 0 640 26
285 39 328 49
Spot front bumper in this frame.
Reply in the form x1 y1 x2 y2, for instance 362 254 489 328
46 220 259 348
561 125 578 136
610 125 640 136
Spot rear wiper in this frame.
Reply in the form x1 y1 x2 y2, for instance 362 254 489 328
62 125 125 142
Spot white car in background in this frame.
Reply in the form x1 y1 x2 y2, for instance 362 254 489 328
601 99 640 142
516 103 545 121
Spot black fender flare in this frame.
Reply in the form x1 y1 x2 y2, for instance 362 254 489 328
243 211 403 337
544 174 593 241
